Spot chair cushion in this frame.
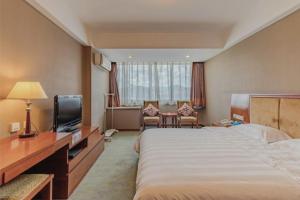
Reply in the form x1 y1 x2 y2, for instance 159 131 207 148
178 103 193 116
0 174 50 200
179 116 197 122
144 116 160 122
143 103 159 116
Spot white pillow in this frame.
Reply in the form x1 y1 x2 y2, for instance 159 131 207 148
230 123 291 143
270 139 300 151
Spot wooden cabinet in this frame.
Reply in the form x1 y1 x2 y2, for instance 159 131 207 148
66 128 104 196
0 126 104 200
68 139 104 195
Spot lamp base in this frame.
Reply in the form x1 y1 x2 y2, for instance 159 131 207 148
19 131 37 138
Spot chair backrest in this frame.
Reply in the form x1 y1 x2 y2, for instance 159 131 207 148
144 100 159 109
177 100 192 109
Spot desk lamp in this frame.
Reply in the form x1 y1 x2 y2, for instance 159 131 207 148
7 82 48 137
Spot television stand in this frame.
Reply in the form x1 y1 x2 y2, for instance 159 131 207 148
65 127 104 197
25 126 104 199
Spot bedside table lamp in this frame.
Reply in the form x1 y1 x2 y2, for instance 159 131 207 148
7 82 48 137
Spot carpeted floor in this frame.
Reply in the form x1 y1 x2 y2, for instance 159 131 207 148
69 131 140 200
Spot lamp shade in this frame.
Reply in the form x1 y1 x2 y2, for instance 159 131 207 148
7 82 48 100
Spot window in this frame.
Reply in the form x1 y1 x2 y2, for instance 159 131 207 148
117 62 192 106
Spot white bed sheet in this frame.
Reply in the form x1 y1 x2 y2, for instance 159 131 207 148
134 127 300 200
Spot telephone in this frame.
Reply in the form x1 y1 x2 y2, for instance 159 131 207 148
220 119 232 125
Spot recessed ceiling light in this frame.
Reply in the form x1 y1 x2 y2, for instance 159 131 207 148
128 55 133 59
185 55 190 58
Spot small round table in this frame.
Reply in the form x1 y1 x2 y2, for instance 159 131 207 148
161 112 178 128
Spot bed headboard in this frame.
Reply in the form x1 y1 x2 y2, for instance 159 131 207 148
231 94 300 138
250 97 280 129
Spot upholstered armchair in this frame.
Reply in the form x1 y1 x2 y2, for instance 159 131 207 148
177 101 199 128
142 100 161 130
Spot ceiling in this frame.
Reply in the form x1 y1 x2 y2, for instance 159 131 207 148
26 0 300 61
100 49 223 62
67 0 246 33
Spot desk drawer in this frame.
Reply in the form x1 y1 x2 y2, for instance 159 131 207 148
68 139 104 195
68 130 103 171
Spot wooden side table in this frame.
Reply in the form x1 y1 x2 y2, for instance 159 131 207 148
161 112 178 128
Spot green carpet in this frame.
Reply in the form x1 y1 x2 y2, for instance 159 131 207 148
69 131 140 200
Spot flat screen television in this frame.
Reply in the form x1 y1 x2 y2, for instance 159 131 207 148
53 95 82 132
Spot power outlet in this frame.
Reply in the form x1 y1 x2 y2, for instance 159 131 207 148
10 122 21 133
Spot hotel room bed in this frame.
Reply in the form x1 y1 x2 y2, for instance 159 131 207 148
134 127 300 200
134 95 300 200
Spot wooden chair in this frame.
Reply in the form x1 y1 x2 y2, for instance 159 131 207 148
143 100 161 130
177 100 199 128
0 174 54 200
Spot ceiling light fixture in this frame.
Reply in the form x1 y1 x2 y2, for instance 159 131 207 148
185 55 190 58
128 55 133 59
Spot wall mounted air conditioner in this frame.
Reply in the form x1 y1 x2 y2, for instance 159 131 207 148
93 52 111 71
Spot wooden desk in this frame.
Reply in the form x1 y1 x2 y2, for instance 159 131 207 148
0 131 71 185
0 126 104 199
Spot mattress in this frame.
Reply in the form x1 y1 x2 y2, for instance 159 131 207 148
134 127 300 200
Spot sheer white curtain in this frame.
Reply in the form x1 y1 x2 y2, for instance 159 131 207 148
117 62 192 106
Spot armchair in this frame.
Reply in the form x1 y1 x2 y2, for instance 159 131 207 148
142 100 161 130
177 101 199 128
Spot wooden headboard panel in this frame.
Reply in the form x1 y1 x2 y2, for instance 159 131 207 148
250 97 279 129
231 94 300 138
280 98 300 138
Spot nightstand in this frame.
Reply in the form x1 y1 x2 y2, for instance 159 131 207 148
212 120 243 127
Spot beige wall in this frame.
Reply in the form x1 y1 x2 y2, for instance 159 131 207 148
0 0 82 136
0 0 108 137
204 10 300 125
91 49 109 130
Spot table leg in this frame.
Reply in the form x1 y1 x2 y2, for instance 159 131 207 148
165 117 167 128
172 117 174 128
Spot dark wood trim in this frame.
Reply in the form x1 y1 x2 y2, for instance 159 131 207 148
250 94 300 98
82 46 92 126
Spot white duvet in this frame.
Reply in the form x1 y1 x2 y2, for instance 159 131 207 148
134 127 300 200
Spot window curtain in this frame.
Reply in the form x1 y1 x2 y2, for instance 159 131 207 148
108 62 120 107
117 62 192 106
190 62 206 108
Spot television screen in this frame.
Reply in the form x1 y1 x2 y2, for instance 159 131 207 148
53 95 82 132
